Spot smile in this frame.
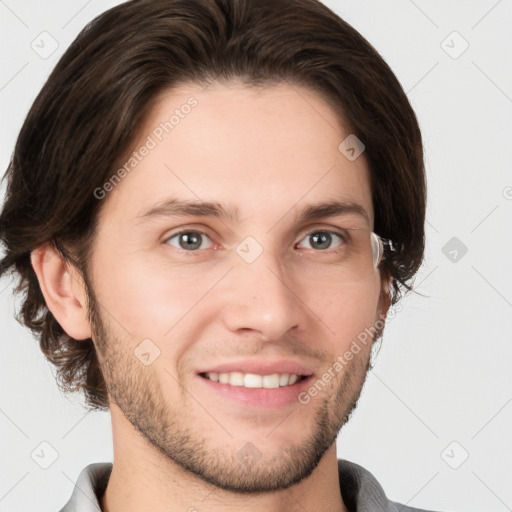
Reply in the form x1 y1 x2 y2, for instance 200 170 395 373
201 372 307 388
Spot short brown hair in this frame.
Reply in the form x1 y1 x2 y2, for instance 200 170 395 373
0 0 426 411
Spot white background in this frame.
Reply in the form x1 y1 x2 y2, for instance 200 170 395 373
0 1 511 511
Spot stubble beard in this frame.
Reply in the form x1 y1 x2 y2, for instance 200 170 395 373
87 290 373 494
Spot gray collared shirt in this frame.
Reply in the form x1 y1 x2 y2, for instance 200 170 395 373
58 459 445 512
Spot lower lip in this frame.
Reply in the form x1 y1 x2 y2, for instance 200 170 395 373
197 374 314 408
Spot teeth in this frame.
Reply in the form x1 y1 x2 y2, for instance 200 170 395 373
262 374 280 389
244 373 263 388
229 372 244 386
204 372 303 388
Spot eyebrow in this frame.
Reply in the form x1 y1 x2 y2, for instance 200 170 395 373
135 197 370 227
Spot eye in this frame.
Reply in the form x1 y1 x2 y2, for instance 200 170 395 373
297 230 346 251
163 228 348 253
164 230 212 251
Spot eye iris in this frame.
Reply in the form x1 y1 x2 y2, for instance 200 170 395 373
173 231 339 251
179 232 202 250
310 232 332 250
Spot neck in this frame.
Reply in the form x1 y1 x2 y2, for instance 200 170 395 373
100 420 347 512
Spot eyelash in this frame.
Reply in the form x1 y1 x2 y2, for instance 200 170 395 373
163 228 349 254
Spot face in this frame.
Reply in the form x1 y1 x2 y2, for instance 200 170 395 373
85 81 389 492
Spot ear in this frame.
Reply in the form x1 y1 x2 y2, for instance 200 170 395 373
30 243 92 340
377 273 393 320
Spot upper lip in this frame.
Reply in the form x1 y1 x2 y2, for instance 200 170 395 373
197 359 315 377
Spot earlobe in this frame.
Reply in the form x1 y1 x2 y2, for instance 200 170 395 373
378 273 393 318
30 243 92 340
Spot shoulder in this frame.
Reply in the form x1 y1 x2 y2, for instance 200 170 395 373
387 500 448 512
337 458 450 512
58 462 112 512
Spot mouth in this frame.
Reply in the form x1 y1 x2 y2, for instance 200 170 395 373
197 371 314 409
199 371 309 389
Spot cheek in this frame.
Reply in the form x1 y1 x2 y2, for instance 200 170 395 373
89 250 167 337
90 248 223 340
90 234 383 353
310 280 382 349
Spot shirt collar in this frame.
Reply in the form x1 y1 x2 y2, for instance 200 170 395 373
337 458 395 512
59 459 393 512
59 462 111 512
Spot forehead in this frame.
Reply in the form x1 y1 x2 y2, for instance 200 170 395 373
98 81 373 229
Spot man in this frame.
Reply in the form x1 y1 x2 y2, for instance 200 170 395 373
0 0 438 510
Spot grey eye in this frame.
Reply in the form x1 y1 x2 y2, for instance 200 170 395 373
165 231 212 251
298 231 344 251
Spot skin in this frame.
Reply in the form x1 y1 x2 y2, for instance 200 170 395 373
31 81 391 512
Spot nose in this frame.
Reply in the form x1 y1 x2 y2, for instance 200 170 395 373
219 247 305 341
